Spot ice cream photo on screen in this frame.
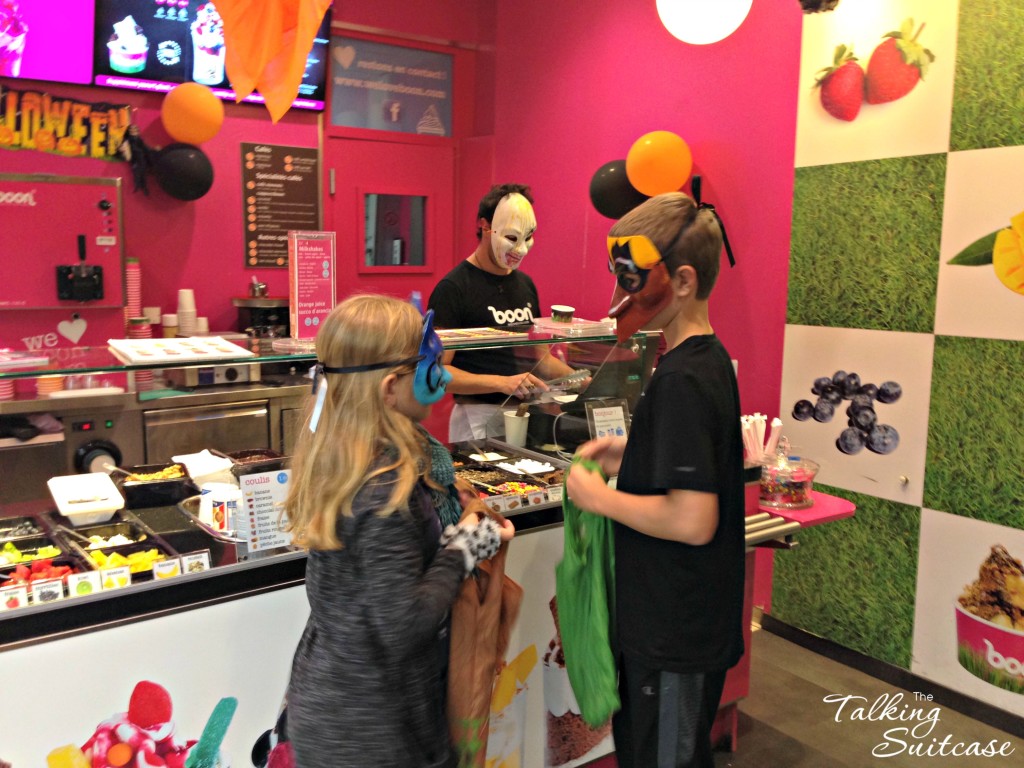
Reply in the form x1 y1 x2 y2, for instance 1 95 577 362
107 15 149 75
191 3 225 86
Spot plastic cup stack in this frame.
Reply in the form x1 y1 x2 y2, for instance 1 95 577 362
127 317 154 390
125 258 142 327
36 375 65 397
127 318 152 339
133 368 154 391
177 289 197 336
0 380 14 401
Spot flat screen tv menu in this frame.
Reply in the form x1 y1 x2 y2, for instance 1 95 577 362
92 0 329 110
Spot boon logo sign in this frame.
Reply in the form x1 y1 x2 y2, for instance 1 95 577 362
0 189 36 206
984 638 1024 677
487 303 534 325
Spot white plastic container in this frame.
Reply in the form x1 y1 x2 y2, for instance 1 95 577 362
47 473 124 526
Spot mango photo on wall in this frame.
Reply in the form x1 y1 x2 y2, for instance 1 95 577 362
777 324 934 506
913 509 1024 718
794 0 958 169
934 144 1024 341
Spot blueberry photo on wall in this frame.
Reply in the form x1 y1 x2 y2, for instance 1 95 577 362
777 325 932 507
791 370 902 455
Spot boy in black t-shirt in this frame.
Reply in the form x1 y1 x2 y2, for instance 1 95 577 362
566 192 743 768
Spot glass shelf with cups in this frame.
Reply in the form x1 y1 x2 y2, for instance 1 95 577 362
0 328 649 388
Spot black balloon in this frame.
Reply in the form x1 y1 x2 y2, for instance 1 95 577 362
154 143 214 201
589 159 648 219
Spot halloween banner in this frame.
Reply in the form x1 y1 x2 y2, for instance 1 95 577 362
0 84 131 161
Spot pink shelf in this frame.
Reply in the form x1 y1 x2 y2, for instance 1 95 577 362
759 490 855 527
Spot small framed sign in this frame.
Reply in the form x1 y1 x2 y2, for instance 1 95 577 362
288 231 336 340
153 557 183 580
100 565 132 590
68 571 102 598
585 399 631 440
30 578 65 604
181 551 212 574
1 585 29 611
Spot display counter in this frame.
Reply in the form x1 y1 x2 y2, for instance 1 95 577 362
0 329 658 636
0 329 854 766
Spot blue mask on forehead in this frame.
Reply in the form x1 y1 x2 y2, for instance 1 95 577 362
413 309 452 405
309 309 451 432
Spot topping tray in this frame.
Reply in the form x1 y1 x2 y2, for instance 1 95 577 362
0 516 44 541
115 462 199 509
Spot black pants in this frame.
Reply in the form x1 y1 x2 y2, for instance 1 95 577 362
612 653 727 768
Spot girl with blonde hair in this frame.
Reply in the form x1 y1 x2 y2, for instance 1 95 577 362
284 293 513 768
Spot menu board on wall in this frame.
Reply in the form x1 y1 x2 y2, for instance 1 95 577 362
240 143 321 269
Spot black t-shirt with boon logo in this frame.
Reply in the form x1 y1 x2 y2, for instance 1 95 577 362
428 260 541 404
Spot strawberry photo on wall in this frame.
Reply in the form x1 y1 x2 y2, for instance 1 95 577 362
795 0 959 169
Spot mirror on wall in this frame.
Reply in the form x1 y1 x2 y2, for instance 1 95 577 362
363 193 426 267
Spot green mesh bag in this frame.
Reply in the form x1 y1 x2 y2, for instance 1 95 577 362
554 457 620 727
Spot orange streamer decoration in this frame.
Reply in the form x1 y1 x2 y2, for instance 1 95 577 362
213 0 332 123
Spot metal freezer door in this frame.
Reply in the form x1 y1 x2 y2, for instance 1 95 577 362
143 401 270 463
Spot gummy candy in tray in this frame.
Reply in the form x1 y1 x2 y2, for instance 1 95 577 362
453 462 554 514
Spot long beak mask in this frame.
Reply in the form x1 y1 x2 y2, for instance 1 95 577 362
607 257 673 343
605 185 735 342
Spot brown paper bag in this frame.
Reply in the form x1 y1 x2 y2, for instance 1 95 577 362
447 505 524 768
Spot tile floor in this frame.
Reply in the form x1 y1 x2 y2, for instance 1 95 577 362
712 626 1021 767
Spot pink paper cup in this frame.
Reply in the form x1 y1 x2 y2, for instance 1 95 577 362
956 602 1024 694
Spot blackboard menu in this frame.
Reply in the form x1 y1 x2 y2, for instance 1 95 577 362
240 143 321 268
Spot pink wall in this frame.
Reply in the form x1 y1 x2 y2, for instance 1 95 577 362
0 81 319 338
337 0 485 47
2 0 801 422
488 0 802 418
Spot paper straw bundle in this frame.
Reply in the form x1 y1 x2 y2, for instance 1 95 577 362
741 413 783 463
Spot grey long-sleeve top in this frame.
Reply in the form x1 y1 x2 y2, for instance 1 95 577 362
286 466 467 768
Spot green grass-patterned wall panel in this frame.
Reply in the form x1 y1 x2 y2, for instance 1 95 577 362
788 154 945 334
770 484 920 668
950 0 1024 151
923 335 1024 525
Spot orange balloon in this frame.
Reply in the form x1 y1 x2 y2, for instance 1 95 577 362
161 83 225 145
625 131 693 197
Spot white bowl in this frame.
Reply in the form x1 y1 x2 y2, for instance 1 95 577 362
47 473 124 526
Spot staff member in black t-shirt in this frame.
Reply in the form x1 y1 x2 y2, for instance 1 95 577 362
428 183 573 442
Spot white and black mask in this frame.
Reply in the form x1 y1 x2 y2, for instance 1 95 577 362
489 193 536 271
